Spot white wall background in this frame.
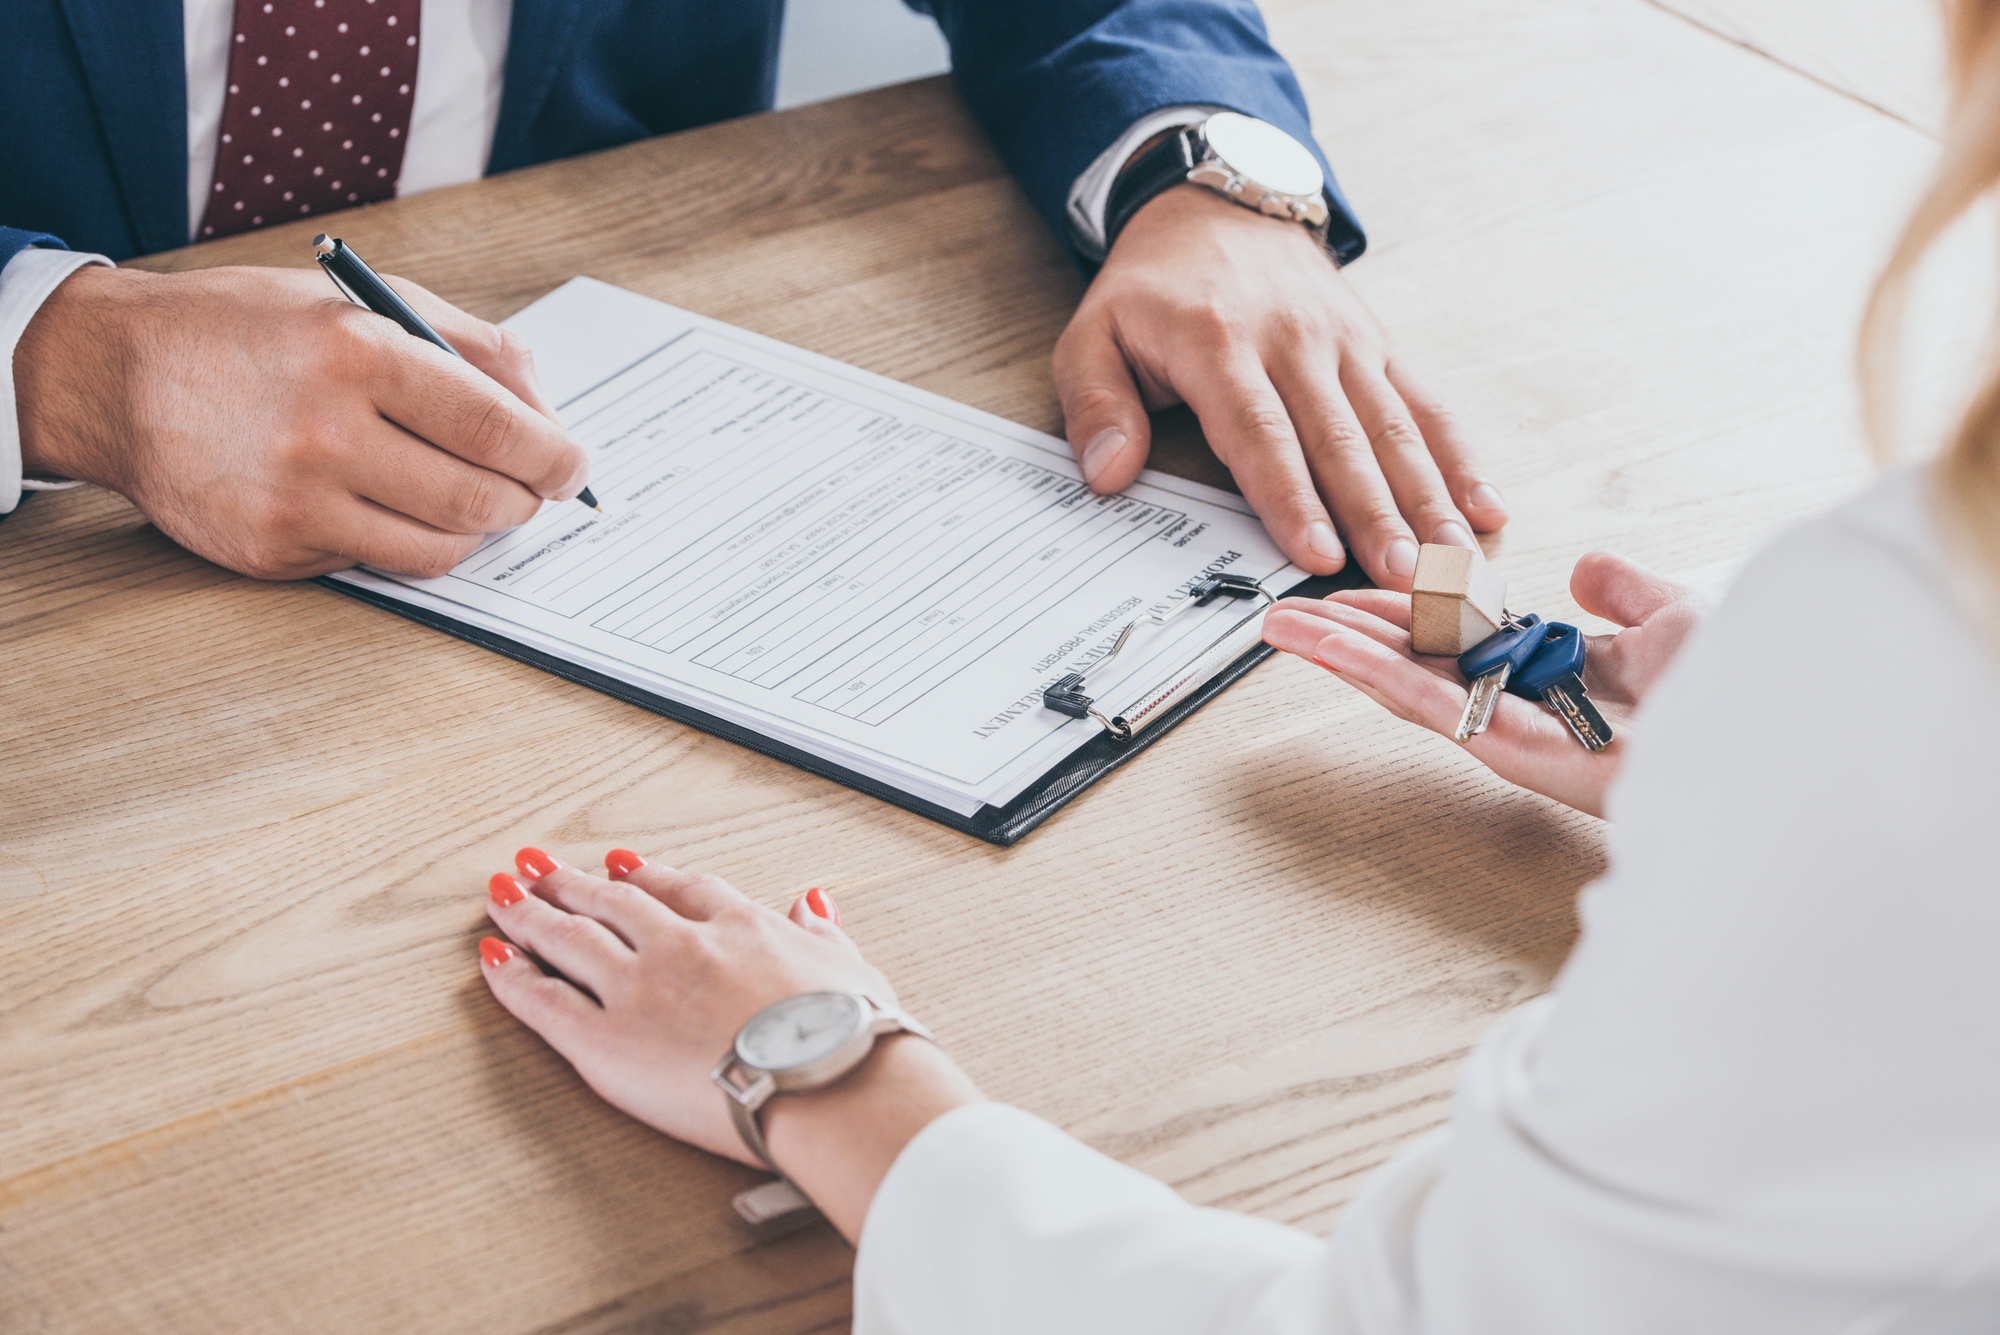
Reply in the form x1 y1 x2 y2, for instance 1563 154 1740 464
775 0 952 108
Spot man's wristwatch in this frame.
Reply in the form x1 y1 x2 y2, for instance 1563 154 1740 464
1103 111 1332 253
712 990 935 1177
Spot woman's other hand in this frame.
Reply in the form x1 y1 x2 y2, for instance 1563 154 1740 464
478 849 981 1241
1262 552 1703 816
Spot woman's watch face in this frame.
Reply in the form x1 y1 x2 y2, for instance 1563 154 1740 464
738 992 864 1071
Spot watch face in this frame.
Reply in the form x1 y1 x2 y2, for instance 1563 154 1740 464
1204 112 1324 198
737 992 865 1072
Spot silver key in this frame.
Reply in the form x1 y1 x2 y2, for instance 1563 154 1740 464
1539 673 1613 753
1451 613 1547 744
1454 663 1512 742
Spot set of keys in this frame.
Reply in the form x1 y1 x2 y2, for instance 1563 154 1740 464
1405 543 1612 754
1452 614 1613 751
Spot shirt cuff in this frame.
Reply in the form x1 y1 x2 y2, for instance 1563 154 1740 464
1065 105 1227 264
1 247 113 514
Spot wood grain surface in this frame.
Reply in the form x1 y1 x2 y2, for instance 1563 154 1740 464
1649 0 1945 132
0 0 1933 1329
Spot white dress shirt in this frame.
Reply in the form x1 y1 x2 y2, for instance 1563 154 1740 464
181 0 513 235
855 465 2000 1333
0 0 1208 513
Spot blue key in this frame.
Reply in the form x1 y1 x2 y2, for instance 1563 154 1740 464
1506 622 1613 752
1452 613 1545 742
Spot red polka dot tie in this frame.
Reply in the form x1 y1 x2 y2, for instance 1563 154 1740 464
198 0 421 240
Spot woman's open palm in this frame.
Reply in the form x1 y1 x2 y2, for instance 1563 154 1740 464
1262 551 1703 816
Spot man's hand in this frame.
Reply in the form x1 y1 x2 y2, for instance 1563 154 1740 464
1262 552 1703 817
14 264 590 580
1054 185 1508 590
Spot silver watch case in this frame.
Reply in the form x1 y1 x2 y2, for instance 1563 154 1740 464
712 991 933 1176
1187 111 1331 231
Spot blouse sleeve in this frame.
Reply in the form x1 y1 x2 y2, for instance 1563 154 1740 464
854 1100 1412 1335
853 470 2000 1335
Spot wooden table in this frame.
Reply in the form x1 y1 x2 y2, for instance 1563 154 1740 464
0 1 1937 1329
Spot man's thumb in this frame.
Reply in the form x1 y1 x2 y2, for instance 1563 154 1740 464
1055 326 1151 494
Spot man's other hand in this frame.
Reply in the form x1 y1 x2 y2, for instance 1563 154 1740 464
15 264 590 580
1054 185 1507 590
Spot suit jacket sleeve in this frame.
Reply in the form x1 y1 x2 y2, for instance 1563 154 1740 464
0 228 69 270
905 0 1365 266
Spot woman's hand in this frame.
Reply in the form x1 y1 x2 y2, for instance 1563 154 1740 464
478 848 980 1241
1262 552 1703 816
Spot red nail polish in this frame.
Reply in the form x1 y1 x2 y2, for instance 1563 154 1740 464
806 886 839 926
606 848 645 877
488 873 524 907
516 847 558 879
479 937 514 968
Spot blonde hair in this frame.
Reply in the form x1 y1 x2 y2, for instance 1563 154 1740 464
1861 1 2000 619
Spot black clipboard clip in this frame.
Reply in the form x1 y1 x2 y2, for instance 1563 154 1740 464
1043 573 1276 740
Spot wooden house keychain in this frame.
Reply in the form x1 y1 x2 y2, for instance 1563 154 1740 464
1409 543 1614 753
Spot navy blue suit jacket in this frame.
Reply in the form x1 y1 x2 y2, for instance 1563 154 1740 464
0 0 1364 270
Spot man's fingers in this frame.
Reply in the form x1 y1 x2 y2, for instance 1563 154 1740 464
1248 349 1410 586
1053 315 1151 494
1339 365 1476 554
354 309 590 502
348 419 543 536
1385 358 1509 535
382 276 563 424
1570 551 1694 628
303 497 479 579
1178 355 1346 576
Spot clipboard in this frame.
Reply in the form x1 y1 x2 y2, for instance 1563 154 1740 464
317 565 1359 846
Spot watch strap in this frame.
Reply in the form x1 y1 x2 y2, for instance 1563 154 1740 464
1103 126 1199 254
727 1080 782 1175
713 994 933 1180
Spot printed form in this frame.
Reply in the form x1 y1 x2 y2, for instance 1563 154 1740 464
331 279 1304 815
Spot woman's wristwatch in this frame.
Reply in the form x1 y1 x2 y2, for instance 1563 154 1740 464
712 990 935 1179
1103 111 1332 253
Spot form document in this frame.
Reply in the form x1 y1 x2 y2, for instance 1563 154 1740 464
329 279 1304 816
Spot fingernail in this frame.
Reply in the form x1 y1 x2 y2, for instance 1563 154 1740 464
1384 537 1419 579
1080 428 1127 486
606 848 645 877
479 937 515 968
1306 521 1343 567
515 847 558 879
1431 520 1476 549
805 886 840 925
1469 482 1507 514
488 873 525 907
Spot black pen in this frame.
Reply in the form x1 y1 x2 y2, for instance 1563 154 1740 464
312 234 602 513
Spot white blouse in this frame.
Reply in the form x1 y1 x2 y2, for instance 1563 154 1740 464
854 466 2000 1334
